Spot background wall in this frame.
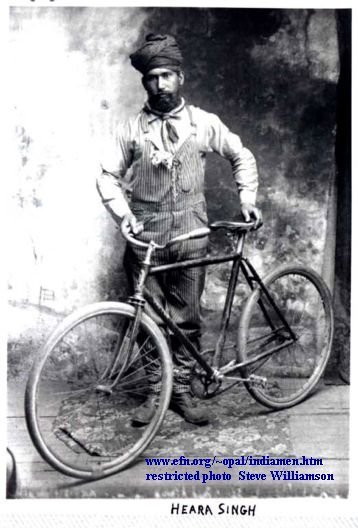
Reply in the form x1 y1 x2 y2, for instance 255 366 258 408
8 8 350 375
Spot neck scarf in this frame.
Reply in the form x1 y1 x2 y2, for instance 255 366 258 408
144 98 185 147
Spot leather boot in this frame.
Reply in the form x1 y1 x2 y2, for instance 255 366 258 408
170 392 209 425
131 394 158 427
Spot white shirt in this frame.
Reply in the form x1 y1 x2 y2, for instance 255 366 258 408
98 99 259 217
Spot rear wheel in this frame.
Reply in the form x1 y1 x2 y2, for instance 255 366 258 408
238 265 333 409
25 302 172 480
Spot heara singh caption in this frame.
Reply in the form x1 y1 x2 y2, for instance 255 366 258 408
170 502 256 516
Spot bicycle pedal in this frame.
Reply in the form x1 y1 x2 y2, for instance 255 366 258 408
248 374 267 388
95 384 113 395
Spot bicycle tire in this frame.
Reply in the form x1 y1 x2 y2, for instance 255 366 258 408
25 302 172 480
237 265 333 409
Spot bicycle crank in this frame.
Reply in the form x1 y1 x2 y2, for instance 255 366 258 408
190 349 222 399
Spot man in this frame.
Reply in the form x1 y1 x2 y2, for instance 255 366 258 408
97 34 261 426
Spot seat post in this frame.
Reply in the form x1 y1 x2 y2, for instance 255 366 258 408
236 232 246 255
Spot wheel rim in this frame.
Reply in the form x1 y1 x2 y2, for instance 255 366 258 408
240 269 333 407
27 306 171 478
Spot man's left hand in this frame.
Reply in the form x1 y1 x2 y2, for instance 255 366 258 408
240 203 263 230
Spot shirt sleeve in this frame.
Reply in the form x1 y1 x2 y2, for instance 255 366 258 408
96 120 134 218
197 109 259 205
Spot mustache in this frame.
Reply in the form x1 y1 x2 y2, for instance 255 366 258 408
155 92 173 98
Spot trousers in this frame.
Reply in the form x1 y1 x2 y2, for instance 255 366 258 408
123 212 207 393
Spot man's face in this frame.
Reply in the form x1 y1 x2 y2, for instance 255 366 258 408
142 68 184 112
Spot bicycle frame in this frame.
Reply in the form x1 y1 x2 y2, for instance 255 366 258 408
25 220 333 481
127 231 298 388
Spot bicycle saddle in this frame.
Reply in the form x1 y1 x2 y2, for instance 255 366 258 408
210 221 255 232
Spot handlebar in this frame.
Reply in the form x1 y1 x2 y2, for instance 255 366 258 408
121 219 259 250
121 220 211 249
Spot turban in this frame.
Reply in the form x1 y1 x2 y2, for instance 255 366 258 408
130 34 183 75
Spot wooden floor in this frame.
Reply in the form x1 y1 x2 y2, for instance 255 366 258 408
7 380 349 499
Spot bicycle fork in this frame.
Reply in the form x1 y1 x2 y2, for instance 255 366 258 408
95 303 145 395
96 242 156 395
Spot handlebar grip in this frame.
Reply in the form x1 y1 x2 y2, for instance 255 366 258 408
121 219 148 248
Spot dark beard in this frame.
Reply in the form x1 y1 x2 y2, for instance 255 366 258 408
149 93 181 113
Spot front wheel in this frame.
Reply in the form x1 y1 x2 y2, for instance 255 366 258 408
237 265 333 409
25 302 172 480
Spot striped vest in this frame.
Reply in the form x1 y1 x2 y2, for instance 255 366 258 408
130 106 208 245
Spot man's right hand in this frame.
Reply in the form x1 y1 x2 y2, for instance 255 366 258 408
122 212 144 235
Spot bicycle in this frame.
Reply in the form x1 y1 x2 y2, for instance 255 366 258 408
25 220 334 480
